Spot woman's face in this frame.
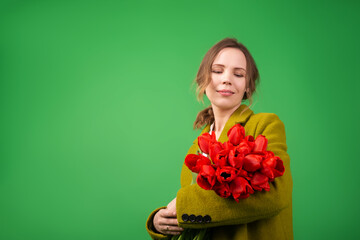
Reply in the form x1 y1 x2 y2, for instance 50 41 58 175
205 47 247 111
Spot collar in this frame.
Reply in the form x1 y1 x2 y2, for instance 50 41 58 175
198 104 254 143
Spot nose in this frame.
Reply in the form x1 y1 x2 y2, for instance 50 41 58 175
221 70 232 85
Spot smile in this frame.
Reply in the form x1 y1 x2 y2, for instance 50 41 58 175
217 90 234 96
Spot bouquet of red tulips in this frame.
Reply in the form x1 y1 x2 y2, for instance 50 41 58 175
185 123 285 201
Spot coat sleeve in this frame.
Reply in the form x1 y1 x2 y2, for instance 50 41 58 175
176 113 293 229
145 206 172 240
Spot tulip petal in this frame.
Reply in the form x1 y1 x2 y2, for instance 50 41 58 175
230 177 254 201
185 153 211 173
243 154 263 172
209 142 223 163
213 149 229 167
253 135 268 153
227 124 245 146
260 156 285 181
198 132 216 154
251 172 270 191
223 141 234 151
213 182 231 198
197 165 216 190
216 166 237 183
228 148 244 169
273 157 285 178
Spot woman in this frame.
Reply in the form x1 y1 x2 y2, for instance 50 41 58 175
145 37 293 240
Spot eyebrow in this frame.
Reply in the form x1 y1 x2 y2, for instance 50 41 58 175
212 64 246 71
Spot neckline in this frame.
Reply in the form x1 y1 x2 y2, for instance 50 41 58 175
210 122 215 132
198 104 254 143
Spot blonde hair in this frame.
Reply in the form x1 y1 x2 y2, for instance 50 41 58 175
192 37 260 130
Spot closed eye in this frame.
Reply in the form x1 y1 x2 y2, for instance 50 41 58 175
235 74 244 78
212 70 244 78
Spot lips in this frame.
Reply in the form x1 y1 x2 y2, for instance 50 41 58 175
217 90 235 94
217 90 234 96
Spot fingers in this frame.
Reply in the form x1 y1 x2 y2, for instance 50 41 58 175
165 218 180 226
159 208 176 218
159 225 184 235
160 224 184 232
158 217 180 227
158 219 184 235
158 210 180 226
155 209 184 235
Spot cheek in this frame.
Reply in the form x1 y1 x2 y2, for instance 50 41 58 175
235 80 246 90
205 83 216 99
206 79 216 90
211 74 221 84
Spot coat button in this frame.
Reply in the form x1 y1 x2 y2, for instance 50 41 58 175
203 215 211 223
182 214 189 222
189 214 196 222
196 215 203 223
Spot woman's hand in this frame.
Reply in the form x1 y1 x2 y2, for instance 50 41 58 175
153 197 184 235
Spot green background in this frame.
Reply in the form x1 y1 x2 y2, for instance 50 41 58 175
1 0 359 239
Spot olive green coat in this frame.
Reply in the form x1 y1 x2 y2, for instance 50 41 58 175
146 104 293 240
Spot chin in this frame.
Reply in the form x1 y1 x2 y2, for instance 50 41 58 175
212 102 239 111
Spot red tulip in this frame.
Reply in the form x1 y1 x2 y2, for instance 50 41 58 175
228 147 244 169
216 166 237 183
227 124 245 146
213 182 231 198
261 156 285 181
198 132 216 154
184 153 211 173
209 142 224 163
243 154 263 172
230 177 254 201
253 135 268 154
250 172 270 191
237 139 252 156
197 165 216 190
212 149 229 167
